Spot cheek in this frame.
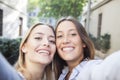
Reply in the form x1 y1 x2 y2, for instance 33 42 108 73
76 39 84 49
53 47 56 54
56 40 60 48
26 43 37 53
75 36 83 45
51 45 56 54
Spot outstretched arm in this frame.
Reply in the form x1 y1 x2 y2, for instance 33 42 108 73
0 53 23 80
91 50 120 80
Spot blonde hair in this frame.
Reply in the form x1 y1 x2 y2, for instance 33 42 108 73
15 22 55 80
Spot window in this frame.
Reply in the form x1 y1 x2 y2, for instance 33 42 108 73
19 17 23 36
97 13 102 37
0 9 3 36
84 18 87 28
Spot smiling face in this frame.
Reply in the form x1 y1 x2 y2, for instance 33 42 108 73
22 25 56 65
56 21 85 65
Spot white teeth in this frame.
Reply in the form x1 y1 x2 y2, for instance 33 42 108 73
62 47 74 51
38 50 49 55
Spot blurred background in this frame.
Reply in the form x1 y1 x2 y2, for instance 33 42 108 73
0 0 120 65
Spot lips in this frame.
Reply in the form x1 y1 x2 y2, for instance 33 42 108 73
62 47 74 52
36 49 50 55
38 50 49 54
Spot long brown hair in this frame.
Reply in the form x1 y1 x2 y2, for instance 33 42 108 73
15 22 55 80
54 16 95 79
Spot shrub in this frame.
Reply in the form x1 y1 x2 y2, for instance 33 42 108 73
89 33 111 53
0 38 22 65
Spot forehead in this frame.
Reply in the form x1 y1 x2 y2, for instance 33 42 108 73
31 25 54 36
57 21 76 31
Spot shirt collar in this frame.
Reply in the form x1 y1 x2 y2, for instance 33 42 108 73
59 60 88 80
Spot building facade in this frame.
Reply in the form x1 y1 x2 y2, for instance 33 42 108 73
0 0 28 39
81 0 120 55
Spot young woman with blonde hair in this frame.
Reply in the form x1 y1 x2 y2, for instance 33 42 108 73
15 22 56 80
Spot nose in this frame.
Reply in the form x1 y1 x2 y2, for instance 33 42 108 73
63 36 70 44
42 38 49 47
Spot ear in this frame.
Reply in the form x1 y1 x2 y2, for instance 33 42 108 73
21 44 27 53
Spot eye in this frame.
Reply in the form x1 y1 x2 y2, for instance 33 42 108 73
56 35 63 38
34 37 42 40
49 40 55 44
70 33 77 36
71 33 77 36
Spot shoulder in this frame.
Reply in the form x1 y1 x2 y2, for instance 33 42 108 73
74 59 102 80
80 59 102 69
86 59 102 65
74 59 103 73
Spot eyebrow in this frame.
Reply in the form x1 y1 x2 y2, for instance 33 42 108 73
35 32 43 35
69 29 76 32
35 32 55 38
57 29 76 33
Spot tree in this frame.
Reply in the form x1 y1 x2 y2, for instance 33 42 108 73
28 0 87 19
39 0 86 18
28 0 39 12
27 0 40 27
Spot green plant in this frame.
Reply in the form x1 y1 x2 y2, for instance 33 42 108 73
0 38 22 65
28 0 86 19
89 33 111 53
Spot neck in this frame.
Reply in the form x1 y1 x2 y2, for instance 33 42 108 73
25 60 46 80
67 56 83 72
67 61 78 72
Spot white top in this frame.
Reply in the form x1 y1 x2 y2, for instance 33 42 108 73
58 59 102 80
58 50 120 80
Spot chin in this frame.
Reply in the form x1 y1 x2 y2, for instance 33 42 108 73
41 60 52 64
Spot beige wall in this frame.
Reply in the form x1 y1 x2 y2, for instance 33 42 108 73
81 0 120 55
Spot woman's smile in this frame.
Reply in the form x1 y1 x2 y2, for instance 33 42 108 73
62 46 74 52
